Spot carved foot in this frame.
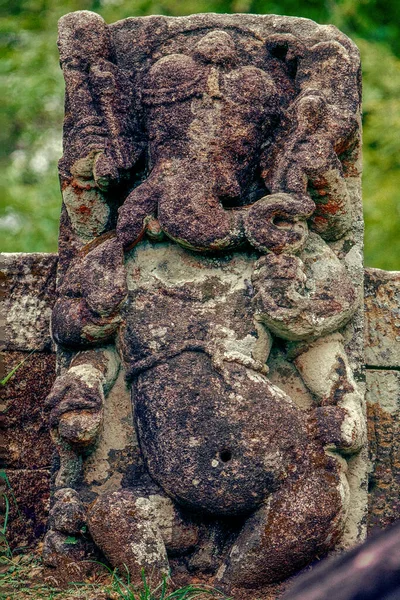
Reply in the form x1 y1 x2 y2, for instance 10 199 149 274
87 490 199 584
43 489 91 569
217 468 347 588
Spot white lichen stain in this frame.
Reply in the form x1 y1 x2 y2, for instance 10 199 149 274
6 295 51 347
134 495 175 545
126 240 256 294
129 519 168 570
84 369 136 488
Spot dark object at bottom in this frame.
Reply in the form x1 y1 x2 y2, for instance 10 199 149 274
283 520 400 600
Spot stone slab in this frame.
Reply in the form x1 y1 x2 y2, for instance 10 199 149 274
5 469 51 550
0 253 58 352
364 268 400 368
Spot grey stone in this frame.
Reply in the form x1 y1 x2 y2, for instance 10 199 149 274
0 253 57 351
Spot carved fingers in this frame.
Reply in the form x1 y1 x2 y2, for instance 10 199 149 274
251 233 359 341
252 253 307 311
244 193 314 254
116 176 160 250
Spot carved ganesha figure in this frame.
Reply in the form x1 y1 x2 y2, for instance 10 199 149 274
43 11 366 592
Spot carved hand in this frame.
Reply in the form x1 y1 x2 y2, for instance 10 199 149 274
251 233 359 341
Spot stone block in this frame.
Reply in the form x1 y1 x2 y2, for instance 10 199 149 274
0 253 57 352
5 469 51 550
2 351 55 470
364 268 400 368
366 369 400 532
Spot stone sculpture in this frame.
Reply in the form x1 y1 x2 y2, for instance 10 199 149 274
43 10 366 593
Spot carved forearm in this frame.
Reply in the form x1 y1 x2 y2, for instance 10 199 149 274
45 346 120 488
263 39 360 241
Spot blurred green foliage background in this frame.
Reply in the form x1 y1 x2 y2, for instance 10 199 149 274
1 0 399 269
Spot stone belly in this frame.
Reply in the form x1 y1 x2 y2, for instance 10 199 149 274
133 351 306 516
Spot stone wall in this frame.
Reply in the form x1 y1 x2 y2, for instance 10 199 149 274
1 253 57 549
364 269 400 532
1 254 399 550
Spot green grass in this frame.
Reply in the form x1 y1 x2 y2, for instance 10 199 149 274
0 350 36 386
0 556 231 600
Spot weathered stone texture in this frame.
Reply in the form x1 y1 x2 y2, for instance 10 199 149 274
43 10 368 593
1 350 55 550
367 370 400 532
2 9 399 596
364 268 400 533
1 253 57 550
5 469 51 550
0 253 57 352
0 252 398 579
2 351 55 470
364 268 400 368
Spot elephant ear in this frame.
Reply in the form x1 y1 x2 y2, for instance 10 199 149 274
262 34 362 242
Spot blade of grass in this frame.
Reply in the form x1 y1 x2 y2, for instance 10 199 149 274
1 494 10 535
0 470 22 519
1 349 36 386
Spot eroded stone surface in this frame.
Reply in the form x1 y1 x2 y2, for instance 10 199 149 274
2 351 55 470
367 370 400 532
43 10 367 593
87 490 170 585
364 269 400 368
0 253 57 351
6 469 51 550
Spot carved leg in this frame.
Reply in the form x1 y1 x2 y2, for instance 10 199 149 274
217 466 348 589
43 348 120 569
87 489 199 584
293 334 366 454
